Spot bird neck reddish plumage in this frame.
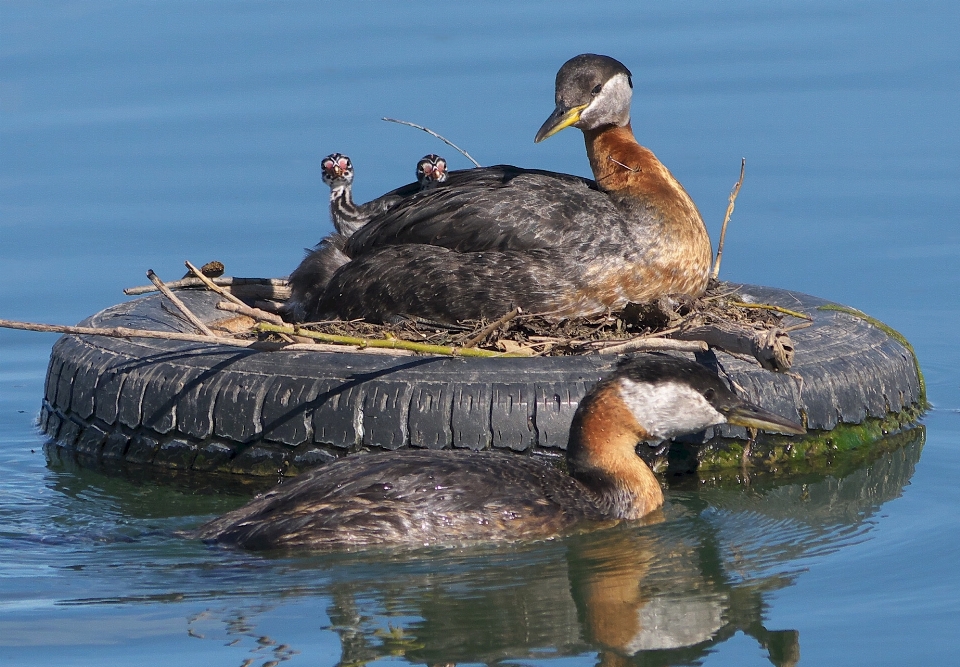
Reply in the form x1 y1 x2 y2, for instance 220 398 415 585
582 123 701 220
581 122 713 297
567 383 664 520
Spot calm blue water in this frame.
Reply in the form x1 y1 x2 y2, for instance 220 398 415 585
2 1 959 665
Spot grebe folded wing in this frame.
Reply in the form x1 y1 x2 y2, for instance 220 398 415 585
193 450 601 550
346 165 625 255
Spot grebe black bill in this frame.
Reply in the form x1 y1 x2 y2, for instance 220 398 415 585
186 355 804 552
285 153 451 323
292 54 713 325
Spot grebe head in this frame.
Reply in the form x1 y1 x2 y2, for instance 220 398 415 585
566 355 804 521
321 153 354 190
416 154 448 190
570 355 805 463
611 355 806 440
535 54 633 143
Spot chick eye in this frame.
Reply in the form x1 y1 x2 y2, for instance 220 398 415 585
703 388 716 401
591 84 603 96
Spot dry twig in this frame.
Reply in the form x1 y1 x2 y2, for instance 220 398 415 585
185 261 247 307
462 307 521 348
381 117 482 168
596 337 709 356
124 276 288 296
674 323 794 372
0 318 251 347
147 270 216 337
216 300 285 326
711 158 746 280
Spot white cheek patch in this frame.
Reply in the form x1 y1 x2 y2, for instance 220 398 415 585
579 72 632 130
617 377 727 440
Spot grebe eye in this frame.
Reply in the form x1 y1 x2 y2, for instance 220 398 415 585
703 388 716 401
591 84 603 96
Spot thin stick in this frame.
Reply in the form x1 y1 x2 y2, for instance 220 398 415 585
596 337 709 355
216 300 285 325
146 270 216 337
782 321 814 333
253 300 284 314
382 117 482 168
462 307 521 348
256 322 532 357
607 155 640 173
583 325 683 348
711 158 745 280
185 261 247 308
124 277 288 296
0 318 252 346
279 343 416 356
727 300 812 320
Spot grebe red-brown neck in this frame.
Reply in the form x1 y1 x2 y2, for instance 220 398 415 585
187 355 804 551
289 54 714 325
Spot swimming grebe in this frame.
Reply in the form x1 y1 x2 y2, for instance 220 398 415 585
287 54 712 324
285 153 450 322
188 355 804 551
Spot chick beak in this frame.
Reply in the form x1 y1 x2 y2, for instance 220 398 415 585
723 402 806 436
535 102 589 143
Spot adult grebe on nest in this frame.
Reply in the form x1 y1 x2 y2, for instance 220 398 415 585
286 54 712 324
188 355 803 551
286 153 449 322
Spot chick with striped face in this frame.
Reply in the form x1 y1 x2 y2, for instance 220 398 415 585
416 154 448 190
321 153 353 190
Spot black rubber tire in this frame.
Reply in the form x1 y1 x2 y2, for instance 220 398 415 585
39 285 922 477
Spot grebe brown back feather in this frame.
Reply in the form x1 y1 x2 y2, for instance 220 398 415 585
187 355 804 551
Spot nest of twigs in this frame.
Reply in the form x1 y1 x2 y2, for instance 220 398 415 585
208 275 809 371
280 280 779 355
4 164 812 372
4 265 811 373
